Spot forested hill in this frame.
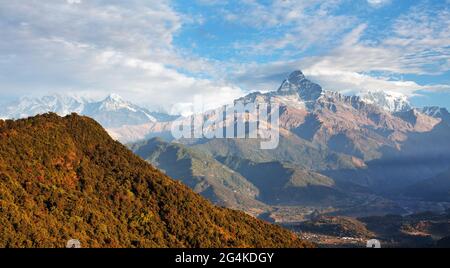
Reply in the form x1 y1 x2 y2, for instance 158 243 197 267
0 113 310 248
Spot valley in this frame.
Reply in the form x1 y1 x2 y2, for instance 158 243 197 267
289 210 450 248
2 70 449 248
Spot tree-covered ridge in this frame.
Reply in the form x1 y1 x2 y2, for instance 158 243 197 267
0 113 311 248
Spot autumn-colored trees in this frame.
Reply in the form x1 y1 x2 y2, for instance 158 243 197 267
0 113 311 248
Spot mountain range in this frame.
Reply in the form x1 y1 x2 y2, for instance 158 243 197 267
2 70 450 220
129 70 450 219
0 93 177 129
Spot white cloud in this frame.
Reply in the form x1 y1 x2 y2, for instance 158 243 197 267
223 0 355 54
301 4 450 85
0 0 241 111
303 68 450 96
67 0 81 4
227 3 450 98
222 0 344 28
233 14 354 55
367 0 391 7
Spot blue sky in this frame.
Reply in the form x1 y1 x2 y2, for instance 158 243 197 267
0 0 449 110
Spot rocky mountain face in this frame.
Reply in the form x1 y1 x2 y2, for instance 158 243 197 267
235 71 440 162
277 70 323 105
421 106 450 123
0 113 310 248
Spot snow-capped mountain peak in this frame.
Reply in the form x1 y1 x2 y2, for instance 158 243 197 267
102 93 125 106
0 94 85 119
106 93 124 102
285 70 306 85
98 93 137 112
277 70 323 102
360 91 412 112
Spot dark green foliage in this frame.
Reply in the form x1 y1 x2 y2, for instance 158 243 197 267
0 113 311 248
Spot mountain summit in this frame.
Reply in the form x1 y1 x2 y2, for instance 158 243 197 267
280 70 306 87
277 70 323 102
99 93 130 111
